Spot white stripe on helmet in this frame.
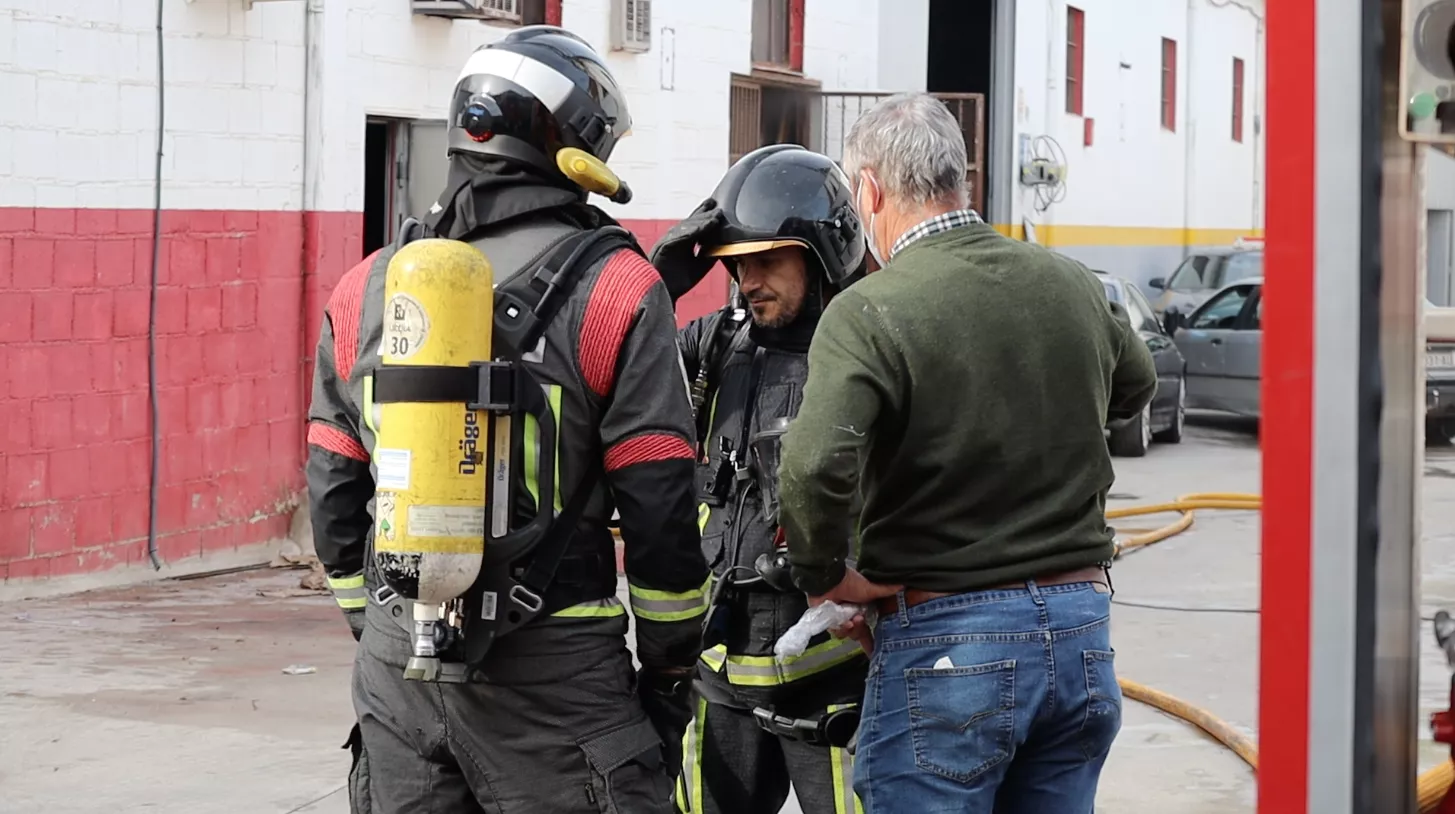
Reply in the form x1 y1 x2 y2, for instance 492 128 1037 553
455 47 576 113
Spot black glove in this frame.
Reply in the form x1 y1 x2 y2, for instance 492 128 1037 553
637 667 695 780
649 199 729 303
345 610 365 642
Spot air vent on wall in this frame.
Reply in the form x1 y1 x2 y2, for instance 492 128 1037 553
610 0 651 53
411 0 522 22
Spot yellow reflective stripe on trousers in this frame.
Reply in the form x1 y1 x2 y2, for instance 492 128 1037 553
677 693 708 813
827 703 864 814
697 504 710 533
327 573 367 610
698 636 863 686
628 576 711 622
549 597 626 618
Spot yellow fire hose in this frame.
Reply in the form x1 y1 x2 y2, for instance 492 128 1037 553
1109 493 1455 811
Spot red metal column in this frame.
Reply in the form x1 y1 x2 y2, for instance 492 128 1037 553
1258 0 1315 810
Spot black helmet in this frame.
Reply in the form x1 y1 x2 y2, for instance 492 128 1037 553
705 145 866 290
446 26 631 185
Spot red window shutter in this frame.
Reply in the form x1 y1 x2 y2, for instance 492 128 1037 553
1066 7 1085 115
789 0 805 72
545 0 561 26
1161 38 1178 131
1232 57 1246 142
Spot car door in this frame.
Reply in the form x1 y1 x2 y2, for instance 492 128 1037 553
1176 283 1256 412
1220 285 1264 417
1125 283 1179 422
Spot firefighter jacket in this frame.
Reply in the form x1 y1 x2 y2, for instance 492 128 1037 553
305 171 711 670
678 312 866 704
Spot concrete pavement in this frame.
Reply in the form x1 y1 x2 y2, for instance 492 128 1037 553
4 415 1455 812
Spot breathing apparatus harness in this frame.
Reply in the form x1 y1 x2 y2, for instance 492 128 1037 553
688 301 859 750
366 163 641 683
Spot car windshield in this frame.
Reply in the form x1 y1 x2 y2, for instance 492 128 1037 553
1101 280 1121 302
1223 251 1263 284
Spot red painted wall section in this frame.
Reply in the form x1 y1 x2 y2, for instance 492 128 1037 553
0 209 720 583
789 0 806 73
0 207 356 582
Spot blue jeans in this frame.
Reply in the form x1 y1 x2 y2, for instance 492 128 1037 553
852 580 1121 813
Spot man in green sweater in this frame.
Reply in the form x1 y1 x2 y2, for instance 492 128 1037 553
777 92 1158 813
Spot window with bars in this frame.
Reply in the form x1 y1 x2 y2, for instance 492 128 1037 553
1232 57 1246 142
1160 37 1177 132
1066 7 1085 115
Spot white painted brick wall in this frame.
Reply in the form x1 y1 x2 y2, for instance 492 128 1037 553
1010 0 1265 233
5 0 1262 232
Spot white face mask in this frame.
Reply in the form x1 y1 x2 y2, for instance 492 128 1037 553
857 172 888 268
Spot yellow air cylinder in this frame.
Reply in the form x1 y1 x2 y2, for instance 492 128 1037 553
372 239 494 607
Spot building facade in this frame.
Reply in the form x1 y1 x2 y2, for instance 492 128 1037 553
0 0 1267 585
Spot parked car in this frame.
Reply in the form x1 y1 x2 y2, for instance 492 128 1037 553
1168 277 1264 418
1096 271 1187 456
1170 282 1455 434
1146 239 1264 321
1426 302 1455 441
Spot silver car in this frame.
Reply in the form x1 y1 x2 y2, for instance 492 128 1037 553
1169 277 1264 418
1147 245 1264 321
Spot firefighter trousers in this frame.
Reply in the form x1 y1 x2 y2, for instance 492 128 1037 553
349 608 674 814
677 667 865 814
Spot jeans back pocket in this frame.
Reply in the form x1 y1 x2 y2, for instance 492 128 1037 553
905 659 1016 784
1078 649 1122 761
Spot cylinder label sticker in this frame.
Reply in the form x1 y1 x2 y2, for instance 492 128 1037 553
384 293 430 360
376 492 397 542
375 448 412 490
407 505 487 539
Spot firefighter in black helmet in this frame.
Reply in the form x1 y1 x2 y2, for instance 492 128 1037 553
651 144 869 814
307 27 707 813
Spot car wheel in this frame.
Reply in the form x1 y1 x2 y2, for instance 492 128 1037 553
1109 403 1152 457
1153 376 1186 444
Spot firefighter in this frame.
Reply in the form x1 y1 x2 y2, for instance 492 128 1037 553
650 144 869 814
305 27 709 814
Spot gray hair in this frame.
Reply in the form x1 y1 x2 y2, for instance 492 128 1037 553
842 92 968 208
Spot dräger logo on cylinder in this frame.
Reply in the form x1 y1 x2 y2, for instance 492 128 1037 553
459 411 483 475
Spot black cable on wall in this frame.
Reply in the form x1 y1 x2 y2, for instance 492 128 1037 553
146 0 166 570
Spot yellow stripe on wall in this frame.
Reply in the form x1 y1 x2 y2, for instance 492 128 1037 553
991 224 1264 247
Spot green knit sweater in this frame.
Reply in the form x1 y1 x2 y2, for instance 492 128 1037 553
779 222 1158 594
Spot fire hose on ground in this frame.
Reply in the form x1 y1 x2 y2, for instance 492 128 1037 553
1108 493 1455 812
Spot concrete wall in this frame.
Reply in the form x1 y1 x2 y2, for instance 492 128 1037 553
0 0 921 584
1009 0 1265 289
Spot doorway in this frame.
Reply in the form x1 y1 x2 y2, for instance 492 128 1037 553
927 0 1007 222
362 117 451 258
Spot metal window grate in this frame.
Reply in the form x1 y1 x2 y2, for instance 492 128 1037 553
812 92 986 214
729 78 763 165
612 0 651 52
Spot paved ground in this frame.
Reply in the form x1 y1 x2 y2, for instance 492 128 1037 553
3 414 1454 813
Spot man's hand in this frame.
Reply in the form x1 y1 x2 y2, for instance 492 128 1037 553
649 199 728 302
807 567 901 656
637 666 695 780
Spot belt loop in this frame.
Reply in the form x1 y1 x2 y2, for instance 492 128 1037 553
896 590 911 628
1026 579 1045 607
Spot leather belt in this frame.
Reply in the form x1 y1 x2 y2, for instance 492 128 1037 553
876 564 1110 616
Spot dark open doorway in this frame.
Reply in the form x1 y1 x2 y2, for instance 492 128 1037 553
363 120 393 258
927 0 998 218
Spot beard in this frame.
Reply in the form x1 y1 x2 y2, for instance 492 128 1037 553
749 296 800 329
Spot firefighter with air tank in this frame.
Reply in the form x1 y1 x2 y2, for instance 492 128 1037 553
305 27 708 813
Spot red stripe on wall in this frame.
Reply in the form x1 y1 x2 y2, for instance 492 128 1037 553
0 210 723 582
1258 1 1315 810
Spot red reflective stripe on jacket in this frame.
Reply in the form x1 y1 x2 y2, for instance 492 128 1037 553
579 249 660 397
328 250 380 381
308 421 369 462
604 433 695 472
